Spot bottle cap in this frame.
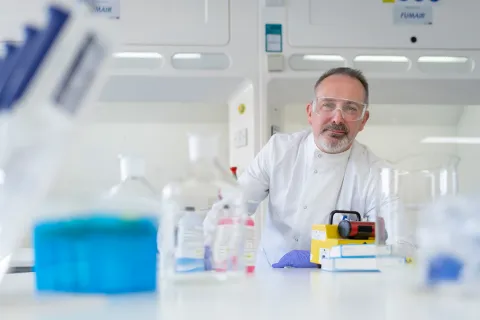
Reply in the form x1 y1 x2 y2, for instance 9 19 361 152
187 133 219 162
245 216 255 226
119 155 146 180
4 42 18 57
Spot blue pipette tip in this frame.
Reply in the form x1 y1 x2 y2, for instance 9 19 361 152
47 5 71 22
0 5 71 108
4 42 18 57
426 253 464 286
24 25 39 40
0 6 70 112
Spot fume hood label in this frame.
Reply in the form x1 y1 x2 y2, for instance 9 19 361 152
265 24 283 53
393 4 433 25
80 0 120 19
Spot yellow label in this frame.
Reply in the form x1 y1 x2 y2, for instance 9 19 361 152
238 104 246 114
383 0 395 3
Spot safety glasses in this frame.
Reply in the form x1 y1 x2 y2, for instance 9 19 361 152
312 96 368 122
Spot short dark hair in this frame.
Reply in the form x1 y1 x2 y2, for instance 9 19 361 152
314 67 369 105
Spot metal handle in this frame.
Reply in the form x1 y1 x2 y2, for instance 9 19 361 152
328 210 362 224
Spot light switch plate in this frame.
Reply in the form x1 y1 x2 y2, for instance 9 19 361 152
267 54 284 72
234 128 248 148
239 128 248 147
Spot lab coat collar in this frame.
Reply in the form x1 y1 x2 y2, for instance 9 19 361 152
306 131 352 164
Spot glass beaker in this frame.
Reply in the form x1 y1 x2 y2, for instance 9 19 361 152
375 153 460 282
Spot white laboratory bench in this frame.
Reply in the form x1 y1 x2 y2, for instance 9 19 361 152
1 252 478 320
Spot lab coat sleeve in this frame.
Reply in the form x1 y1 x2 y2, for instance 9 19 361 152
237 136 273 215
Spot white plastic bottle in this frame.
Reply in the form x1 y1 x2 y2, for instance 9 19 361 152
104 155 158 201
244 216 256 273
212 204 234 272
100 154 161 253
100 155 160 228
229 166 255 274
175 206 206 273
160 133 248 284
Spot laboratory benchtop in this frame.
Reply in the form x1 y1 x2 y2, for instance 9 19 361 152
1 252 478 320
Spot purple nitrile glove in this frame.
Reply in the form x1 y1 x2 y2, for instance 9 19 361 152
271 250 319 268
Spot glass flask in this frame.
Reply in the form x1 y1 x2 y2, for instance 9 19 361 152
160 133 247 284
230 166 255 274
33 155 160 294
375 153 460 287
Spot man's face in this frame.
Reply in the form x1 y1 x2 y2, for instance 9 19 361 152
306 74 370 153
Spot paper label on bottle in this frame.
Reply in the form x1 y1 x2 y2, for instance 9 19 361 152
176 223 204 259
244 226 255 265
213 224 234 268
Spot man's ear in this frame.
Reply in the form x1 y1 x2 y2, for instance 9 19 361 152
306 102 313 125
359 110 370 131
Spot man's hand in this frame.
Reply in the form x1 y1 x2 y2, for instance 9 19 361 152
272 250 319 268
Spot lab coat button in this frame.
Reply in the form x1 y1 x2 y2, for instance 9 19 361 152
294 237 299 242
314 169 318 174
317 154 321 158
304 205 307 209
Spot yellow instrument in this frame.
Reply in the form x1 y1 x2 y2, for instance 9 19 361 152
310 210 375 264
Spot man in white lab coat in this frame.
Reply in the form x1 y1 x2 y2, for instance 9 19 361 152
209 67 385 269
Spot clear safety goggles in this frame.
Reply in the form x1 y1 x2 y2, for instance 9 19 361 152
312 96 368 122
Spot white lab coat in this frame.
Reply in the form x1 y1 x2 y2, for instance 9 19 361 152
237 129 385 270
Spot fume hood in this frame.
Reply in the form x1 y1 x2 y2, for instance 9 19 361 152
263 0 480 195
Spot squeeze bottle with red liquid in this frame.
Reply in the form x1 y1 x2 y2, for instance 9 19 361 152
213 205 234 272
230 167 255 274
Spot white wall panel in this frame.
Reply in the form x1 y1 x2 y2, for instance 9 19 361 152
120 0 230 46
287 0 480 50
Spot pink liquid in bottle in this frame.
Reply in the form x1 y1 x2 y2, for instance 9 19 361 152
244 217 255 273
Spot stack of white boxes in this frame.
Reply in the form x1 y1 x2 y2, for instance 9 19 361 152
320 244 396 272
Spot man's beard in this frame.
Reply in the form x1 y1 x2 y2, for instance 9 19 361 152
316 123 353 153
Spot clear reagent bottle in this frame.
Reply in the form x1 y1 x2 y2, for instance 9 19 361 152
161 133 247 284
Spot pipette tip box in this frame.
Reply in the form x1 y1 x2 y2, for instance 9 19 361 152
33 213 158 294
